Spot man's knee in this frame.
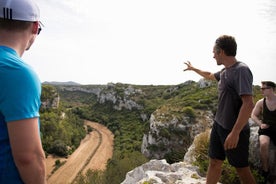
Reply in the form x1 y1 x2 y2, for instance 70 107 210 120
209 158 223 169
260 135 270 145
260 141 270 150
235 166 250 172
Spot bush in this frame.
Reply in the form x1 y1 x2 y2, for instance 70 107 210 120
192 129 210 175
73 169 104 184
182 106 196 119
50 140 68 157
164 150 186 164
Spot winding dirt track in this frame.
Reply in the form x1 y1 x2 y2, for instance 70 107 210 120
46 121 114 184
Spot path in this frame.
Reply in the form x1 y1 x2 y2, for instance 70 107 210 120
46 121 114 184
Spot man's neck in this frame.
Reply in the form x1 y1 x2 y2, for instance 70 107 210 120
266 93 276 101
224 57 237 68
0 32 26 57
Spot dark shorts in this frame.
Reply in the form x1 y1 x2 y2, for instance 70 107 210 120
258 125 276 145
209 121 250 168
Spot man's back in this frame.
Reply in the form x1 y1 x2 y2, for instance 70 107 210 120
0 0 46 183
0 45 41 183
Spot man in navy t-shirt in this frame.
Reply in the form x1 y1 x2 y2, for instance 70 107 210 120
184 35 256 184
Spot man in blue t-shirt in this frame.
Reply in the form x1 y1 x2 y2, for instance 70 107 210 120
183 35 256 184
0 0 46 183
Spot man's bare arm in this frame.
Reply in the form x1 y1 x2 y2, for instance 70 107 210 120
7 118 46 184
183 61 216 80
251 99 263 126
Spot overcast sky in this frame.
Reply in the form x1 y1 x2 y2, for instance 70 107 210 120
23 0 276 85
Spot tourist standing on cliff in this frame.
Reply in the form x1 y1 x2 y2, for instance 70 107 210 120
251 81 276 183
183 35 256 184
0 0 46 183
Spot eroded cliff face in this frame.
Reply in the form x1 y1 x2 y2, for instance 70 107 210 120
141 108 213 159
59 83 144 111
41 85 60 109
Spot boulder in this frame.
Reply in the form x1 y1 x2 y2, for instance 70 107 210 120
121 159 211 184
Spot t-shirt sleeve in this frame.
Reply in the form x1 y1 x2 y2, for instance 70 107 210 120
1 65 41 122
236 65 253 96
214 69 224 81
214 71 220 81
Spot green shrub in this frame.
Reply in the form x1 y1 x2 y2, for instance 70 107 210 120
192 129 210 174
220 160 240 184
159 127 171 139
164 150 186 164
182 106 196 119
50 140 68 157
73 169 104 184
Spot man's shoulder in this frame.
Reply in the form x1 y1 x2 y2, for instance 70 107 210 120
235 61 251 70
236 61 247 66
256 98 264 107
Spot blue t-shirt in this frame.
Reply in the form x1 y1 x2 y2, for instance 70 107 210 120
0 46 41 183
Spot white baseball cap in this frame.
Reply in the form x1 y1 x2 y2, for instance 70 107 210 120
0 0 40 22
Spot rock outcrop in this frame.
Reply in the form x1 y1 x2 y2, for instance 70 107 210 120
59 83 143 111
124 120 276 184
141 109 213 159
141 80 215 160
122 159 209 184
41 85 60 109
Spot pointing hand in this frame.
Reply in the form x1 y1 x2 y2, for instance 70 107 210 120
183 61 193 71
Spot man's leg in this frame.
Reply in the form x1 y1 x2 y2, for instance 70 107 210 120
236 166 256 184
206 158 223 184
259 135 270 172
225 128 255 183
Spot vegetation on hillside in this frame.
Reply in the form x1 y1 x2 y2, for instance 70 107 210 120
41 81 263 184
40 85 87 157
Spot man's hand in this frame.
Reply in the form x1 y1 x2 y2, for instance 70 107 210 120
183 61 216 80
183 61 194 71
224 131 239 150
260 123 270 129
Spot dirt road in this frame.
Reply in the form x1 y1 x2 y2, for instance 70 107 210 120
46 121 114 184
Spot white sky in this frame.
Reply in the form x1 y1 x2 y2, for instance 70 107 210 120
23 0 276 85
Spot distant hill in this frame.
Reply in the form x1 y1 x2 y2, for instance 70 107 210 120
43 81 81 86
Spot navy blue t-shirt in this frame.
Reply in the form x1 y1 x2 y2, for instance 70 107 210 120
214 61 253 130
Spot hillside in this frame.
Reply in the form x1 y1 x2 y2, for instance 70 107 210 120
40 79 262 184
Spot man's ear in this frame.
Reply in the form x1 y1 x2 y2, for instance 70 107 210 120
32 22 39 35
219 49 225 56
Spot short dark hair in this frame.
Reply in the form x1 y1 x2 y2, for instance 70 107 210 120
261 81 276 90
0 18 32 32
215 35 237 56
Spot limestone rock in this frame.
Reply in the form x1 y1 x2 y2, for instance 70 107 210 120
141 110 213 159
121 159 209 184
